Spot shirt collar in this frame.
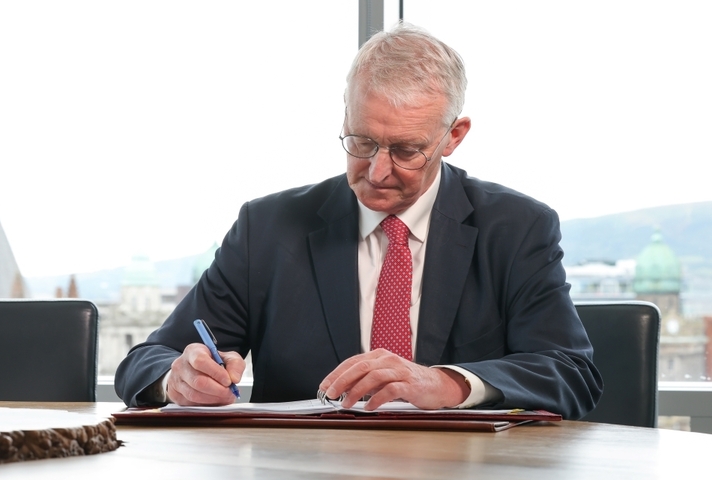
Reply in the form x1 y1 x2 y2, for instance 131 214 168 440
357 166 442 242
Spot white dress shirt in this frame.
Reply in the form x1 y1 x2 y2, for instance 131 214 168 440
356 167 496 408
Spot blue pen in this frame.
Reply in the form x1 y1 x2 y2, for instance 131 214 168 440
193 319 241 399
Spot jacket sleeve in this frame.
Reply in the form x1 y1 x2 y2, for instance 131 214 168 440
458 207 603 419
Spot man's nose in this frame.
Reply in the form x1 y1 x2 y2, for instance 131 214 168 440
368 148 393 182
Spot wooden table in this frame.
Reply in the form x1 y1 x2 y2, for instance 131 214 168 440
1 402 710 479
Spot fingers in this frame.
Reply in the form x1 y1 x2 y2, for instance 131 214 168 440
318 349 470 410
319 353 367 396
221 350 246 385
319 349 412 409
167 343 241 406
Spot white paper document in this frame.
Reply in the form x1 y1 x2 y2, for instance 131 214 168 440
160 399 519 416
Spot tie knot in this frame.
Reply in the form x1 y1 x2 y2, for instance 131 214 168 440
381 215 409 246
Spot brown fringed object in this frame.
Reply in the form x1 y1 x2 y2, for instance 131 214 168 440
0 409 122 464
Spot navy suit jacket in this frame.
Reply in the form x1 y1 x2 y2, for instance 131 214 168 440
115 163 602 419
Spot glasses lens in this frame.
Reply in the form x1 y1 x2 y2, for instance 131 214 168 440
340 135 428 170
342 136 377 158
390 148 428 169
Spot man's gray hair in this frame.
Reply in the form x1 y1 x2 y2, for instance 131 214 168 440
345 22 467 126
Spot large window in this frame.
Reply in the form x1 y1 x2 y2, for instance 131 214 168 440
2 1 712 424
1 1 356 375
402 0 711 220
404 0 712 386
1 1 356 278
402 0 712 431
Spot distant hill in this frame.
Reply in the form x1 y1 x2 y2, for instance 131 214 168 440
560 201 712 266
25 202 712 305
25 253 202 303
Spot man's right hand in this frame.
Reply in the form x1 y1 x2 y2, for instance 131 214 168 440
166 343 245 406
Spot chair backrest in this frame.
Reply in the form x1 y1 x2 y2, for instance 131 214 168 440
0 299 99 401
576 301 661 428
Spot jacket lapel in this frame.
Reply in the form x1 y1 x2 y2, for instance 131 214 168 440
416 164 479 365
308 176 362 363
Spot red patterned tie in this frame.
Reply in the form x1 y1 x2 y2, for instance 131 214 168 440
370 215 413 361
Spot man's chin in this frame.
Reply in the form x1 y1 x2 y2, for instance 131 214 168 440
351 183 406 214
358 196 405 215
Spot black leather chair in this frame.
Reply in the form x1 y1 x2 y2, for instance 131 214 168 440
576 301 661 428
0 299 99 401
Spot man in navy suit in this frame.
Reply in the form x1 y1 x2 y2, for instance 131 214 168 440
115 23 602 419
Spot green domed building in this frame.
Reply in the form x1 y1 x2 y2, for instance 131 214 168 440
633 230 682 318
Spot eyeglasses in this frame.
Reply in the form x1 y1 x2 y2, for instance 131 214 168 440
339 120 455 171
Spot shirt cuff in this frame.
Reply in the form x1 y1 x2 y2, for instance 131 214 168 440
432 365 500 408
160 370 171 403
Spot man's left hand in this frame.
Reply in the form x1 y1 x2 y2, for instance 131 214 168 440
318 348 470 410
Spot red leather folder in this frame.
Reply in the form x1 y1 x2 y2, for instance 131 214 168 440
112 401 561 432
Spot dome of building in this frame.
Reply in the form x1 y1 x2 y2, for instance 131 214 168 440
121 254 159 286
192 242 219 284
633 230 681 294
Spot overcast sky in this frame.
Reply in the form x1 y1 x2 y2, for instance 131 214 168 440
1 1 710 277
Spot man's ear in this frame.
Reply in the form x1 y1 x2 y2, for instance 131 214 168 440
442 117 472 157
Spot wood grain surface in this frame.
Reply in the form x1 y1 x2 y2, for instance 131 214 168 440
0 402 709 479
